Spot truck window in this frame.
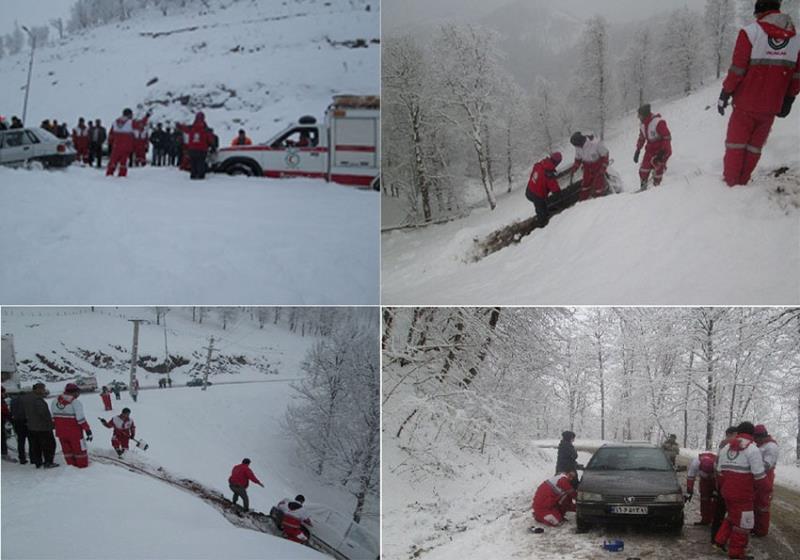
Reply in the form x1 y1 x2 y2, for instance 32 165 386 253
272 127 318 148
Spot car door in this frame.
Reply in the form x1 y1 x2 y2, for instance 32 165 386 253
0 130 33 166
340 521 378 559
267 126 325 178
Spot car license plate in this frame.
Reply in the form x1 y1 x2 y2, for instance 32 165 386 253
610 506 648 515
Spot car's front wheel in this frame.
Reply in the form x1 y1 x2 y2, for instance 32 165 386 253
669 512 684 535
226 162 254 176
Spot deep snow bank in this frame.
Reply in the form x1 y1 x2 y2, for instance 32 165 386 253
0 166 379 304
381 80 800 305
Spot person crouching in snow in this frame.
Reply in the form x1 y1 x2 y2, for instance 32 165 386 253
569 132 610 200
228 458 264 512
685 451 717 526
634 104 672 190
282 500 313 544
99 408 135 458
50 383 92 468
532 471 578 526
525 152 562 227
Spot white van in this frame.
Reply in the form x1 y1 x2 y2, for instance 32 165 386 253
210 95 379 189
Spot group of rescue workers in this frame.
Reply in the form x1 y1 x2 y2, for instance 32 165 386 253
526 0 799 227
2 382 312 546
531 423 781 560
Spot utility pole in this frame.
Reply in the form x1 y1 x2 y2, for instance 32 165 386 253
21 26 35 126
128 319 146 392
163 314 170 385
202 337 214 391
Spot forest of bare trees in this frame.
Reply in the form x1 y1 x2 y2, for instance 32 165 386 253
383 307 800 474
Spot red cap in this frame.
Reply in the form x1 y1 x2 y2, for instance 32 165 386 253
754 424 768 436
64 383 80 394
551 151 562 165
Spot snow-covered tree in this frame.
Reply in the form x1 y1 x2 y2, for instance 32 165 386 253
285 309 379 523
5 23 25 55
216 307 238 330
49 18 65 41
27 25 49 48
572 16 612 139
705 0 738 79
659 7 706 96
618 27 655 109
432 24 506 210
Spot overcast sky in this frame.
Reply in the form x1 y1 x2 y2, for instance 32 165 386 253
383 0 708 32
2 0 74 36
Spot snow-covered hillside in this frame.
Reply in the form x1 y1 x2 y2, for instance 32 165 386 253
1 306 379 559
382 80 800 305
1 0 379 138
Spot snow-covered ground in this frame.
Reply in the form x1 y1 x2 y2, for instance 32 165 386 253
383 438 796 560
1 307 378 558
0 0 379 305
382 80 800 305
0 165 378 304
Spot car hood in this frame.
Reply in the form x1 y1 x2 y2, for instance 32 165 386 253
580 470 680 496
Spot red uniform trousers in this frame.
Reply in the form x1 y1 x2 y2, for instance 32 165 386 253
107 144 132 177
75 138 90 164
135 139 147 166
111 430 131 452
723 107 775 187
698 477 716 525
101 393 112 411
534 498 575 527
579 161 607 201
715 495 755 558
58 434 88 468
639 147 670 187
753 468 775 536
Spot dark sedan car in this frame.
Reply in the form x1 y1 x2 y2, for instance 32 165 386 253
576 444 684 533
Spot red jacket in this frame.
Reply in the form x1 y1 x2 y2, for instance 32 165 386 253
723 10 800 114
181 114 216 151
1 398 10 422
532 474 576 515
109 116 135 153
527 158 561 198
72 125 89 149
282 505 312 543
50 393 91 439
636 113 672 158
716 433 768 502
229 463 262 488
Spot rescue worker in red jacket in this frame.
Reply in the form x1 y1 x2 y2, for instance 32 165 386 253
71 117 91 165
50 383 92 468
526 152 562 227
231 129 253 146
282 499 313 543
133 116 150 167
107 109 137 177
714 422 768 559
100 386 112 411
753 424 779 536
228 457 264 512
569 132 610 200
178 112 216 180
686 451 717 525
718 0 800 187
532 471 578 526
99 407 135 458
634 104 672 190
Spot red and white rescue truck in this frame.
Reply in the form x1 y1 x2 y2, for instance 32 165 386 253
210 95 379 189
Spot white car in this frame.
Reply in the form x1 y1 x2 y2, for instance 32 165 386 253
74 375 98 393
270 502 378 560
0 127 76 169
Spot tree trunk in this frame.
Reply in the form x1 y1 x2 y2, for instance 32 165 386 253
411 105 432 222
506 124 513 193
704 319 716 451
461 307 501 387
382 308 394 350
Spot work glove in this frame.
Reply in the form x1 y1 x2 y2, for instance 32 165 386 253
633 149 640 164
85 430 93 442
777 95 795 118
684 492 693 503
717 90 731 116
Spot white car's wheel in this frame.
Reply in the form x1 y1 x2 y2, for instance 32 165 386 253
26 159 45 171
227 162 254 177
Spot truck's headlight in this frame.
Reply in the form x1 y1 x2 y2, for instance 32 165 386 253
655 493 684 503
578 492 603 501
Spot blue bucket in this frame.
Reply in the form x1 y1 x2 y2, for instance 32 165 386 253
602 539 624 552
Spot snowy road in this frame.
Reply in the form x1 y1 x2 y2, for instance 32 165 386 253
0 165 379 304
387 445 799 560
